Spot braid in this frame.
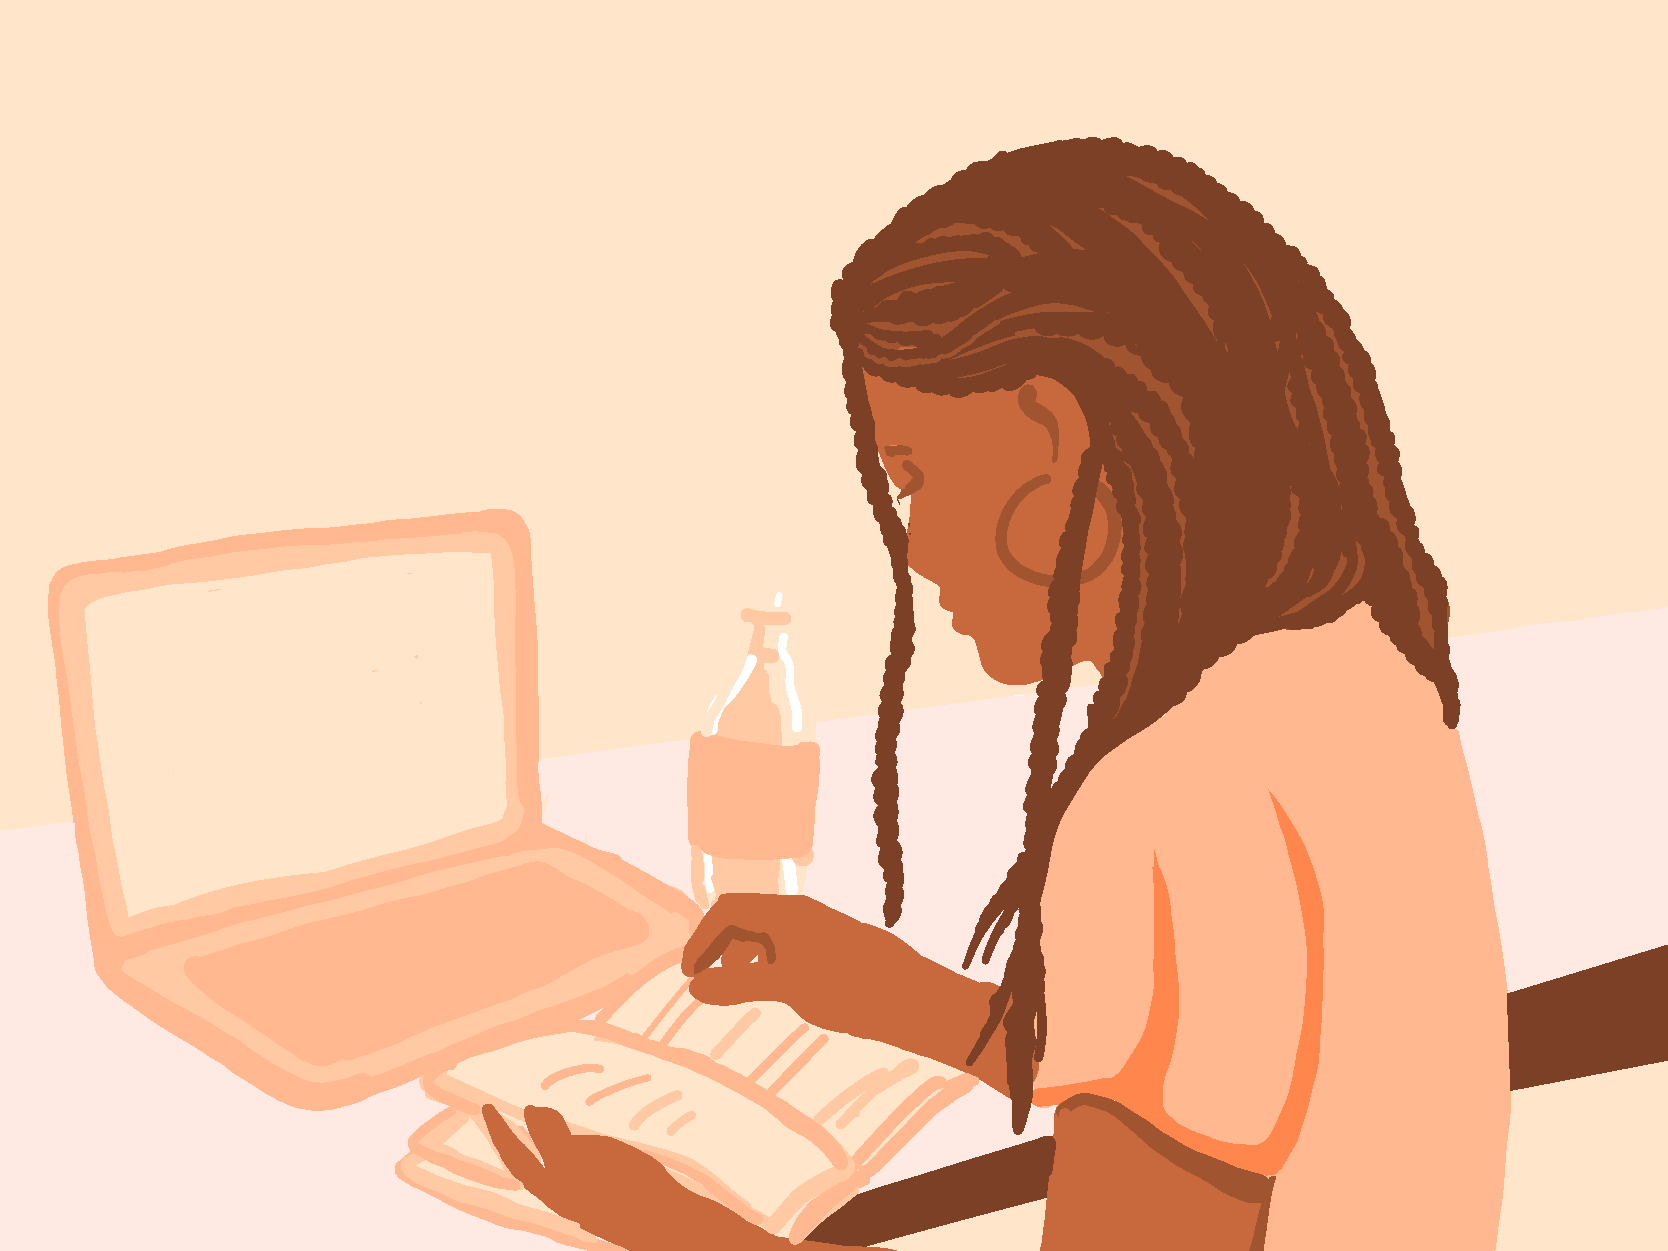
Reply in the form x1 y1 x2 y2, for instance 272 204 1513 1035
1308 310 1459 725
966 441 1102 1129
963 443 1104 958
964 387 1192 1129
842 352 915 925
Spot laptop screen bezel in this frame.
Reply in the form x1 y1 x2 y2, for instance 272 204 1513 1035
49 510 540 958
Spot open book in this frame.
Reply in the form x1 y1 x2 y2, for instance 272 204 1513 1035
397 954 979 1245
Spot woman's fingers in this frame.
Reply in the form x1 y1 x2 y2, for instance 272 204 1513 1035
683 923 778 978
524 1105 574 1160
721 939 770 966
482 1104 545 1188
682 896 786 975
687 960 783 1007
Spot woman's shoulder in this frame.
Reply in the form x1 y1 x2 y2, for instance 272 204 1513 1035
1070 603 1455 824
1197 602 1440 719
1145 602 1445 748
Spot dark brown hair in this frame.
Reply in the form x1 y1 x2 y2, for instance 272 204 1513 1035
829 137 1458 1132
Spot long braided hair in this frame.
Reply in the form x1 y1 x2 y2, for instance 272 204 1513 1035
830 138 1459 1133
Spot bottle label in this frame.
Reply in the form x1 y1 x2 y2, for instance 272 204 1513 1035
686 732 820 859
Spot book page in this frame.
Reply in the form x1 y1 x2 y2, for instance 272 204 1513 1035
603 964 977 1165
429 1032 848 1227
601 962 690 1035
396 1149 616 1251
417 959 980 1239
409 1107 726 1207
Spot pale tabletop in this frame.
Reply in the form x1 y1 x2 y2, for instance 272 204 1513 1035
0 696 1063 1250
5 609 1664 1247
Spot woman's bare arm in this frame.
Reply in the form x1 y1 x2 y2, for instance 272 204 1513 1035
681 894 1027 1094
859 952 1024 1095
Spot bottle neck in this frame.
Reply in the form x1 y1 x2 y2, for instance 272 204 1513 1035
753 623 784 664
709 640 812 744
768 631 808 740
742 607 791 657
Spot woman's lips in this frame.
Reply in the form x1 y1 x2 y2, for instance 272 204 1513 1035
937 589 973 634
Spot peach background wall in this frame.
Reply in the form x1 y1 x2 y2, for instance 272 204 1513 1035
4 2 1663 830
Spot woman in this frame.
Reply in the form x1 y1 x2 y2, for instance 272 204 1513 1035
483 137 1510 1250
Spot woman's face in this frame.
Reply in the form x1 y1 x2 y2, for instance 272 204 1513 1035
865 372 1122 685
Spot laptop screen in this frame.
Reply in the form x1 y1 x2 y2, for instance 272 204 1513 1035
81 551 509 918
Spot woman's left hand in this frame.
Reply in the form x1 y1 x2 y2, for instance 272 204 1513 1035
481 1103 778 1251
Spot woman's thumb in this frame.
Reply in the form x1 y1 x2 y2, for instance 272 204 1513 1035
688 961 773 1006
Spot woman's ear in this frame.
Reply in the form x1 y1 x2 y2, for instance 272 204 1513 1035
1019 377 1092 465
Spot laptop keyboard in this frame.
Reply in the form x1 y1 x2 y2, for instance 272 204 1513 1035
182 860 651 1067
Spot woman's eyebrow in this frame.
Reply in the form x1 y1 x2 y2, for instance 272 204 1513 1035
882 444 912 456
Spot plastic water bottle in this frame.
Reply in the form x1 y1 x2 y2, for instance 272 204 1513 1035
688 593 819 908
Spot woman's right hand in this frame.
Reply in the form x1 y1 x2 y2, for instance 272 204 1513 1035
680 894 931 1046
683 893 1019 1093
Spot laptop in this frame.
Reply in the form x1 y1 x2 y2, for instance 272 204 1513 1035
49 509 700 1110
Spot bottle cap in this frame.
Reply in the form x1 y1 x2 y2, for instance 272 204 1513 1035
740 608 791 658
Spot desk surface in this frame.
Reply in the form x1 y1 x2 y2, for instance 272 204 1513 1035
7 817 1661 1251
0 708 1056 1250
4 609 1664 1247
